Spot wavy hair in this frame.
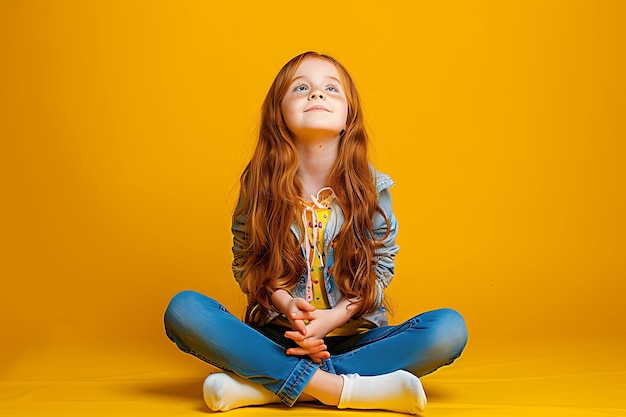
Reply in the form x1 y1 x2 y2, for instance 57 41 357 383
235 51 389 323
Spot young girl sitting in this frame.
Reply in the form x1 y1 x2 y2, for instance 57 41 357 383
164 51 468 415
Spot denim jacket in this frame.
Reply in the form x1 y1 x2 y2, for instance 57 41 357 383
231 170 399 328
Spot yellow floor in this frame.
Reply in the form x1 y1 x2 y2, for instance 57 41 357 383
2 337 625 417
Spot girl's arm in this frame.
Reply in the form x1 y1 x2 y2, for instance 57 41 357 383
270 289 314 336
231 200 248 285
287 178 398 341
372 186 399 305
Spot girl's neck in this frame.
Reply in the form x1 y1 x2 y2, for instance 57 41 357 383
295 135 339 201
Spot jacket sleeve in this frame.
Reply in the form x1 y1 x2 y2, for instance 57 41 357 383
372 186 399 307
231 201 248 286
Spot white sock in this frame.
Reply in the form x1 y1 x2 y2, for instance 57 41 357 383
202 372 282 411
337 370 427 415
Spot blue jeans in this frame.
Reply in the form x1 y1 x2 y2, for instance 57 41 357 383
164 290 468 407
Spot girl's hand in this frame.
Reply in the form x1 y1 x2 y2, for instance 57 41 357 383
284 309 336 363
270 290 315 336
283 300 332 363
285 297 359 362
284 297 315 336
286 308 336 341
285 337 330 364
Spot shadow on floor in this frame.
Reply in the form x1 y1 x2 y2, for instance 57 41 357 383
131 376 206 400
422 380 457 402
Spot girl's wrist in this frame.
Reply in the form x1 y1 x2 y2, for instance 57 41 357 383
270 289 293 313
331 298 358 323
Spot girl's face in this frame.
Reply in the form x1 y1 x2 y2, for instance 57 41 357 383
281 57 348 141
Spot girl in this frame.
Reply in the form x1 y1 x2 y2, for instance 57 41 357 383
164 51 467 414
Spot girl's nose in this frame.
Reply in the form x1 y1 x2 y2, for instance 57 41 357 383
309 90 325 100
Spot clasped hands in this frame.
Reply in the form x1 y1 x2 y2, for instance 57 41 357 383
282 297 334 364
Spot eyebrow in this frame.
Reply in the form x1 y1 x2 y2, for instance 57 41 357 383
291 75 342 84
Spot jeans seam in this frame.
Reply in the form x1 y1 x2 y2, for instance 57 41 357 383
279 360 314 406
174 343 234 373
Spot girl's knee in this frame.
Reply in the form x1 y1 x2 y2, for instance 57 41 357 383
164 290 214 330
166 290 199 315
435 308 468 353
419 308 468 356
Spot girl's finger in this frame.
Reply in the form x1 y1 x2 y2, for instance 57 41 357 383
284 330 305 342
290 319 307 336
291 310 309 319
286 345 328 356
293 298 315 312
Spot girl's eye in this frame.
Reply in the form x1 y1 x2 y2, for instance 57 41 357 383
326 85 339 93
295 84 308 92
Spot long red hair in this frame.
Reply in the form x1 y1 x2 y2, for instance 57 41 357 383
235 51 389 322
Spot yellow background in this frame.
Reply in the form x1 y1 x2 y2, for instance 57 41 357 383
1 1 625 415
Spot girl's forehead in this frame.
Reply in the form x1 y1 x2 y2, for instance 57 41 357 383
292 57 341 80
